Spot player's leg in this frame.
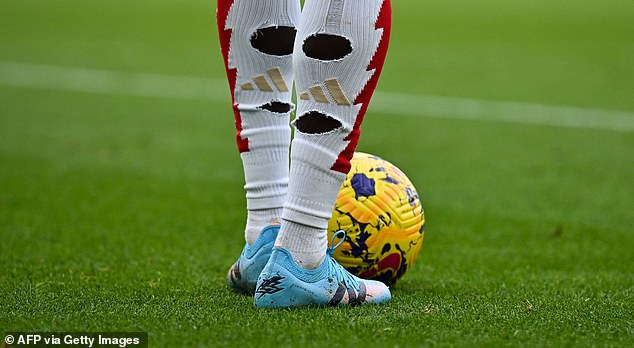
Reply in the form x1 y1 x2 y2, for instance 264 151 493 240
255 0 393 307
217 0 300 294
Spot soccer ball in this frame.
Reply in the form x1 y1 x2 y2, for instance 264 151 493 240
327 152 426 286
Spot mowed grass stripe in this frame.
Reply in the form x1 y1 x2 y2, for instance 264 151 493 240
2 60 634 132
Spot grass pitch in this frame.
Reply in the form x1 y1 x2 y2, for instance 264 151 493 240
1 0 633 347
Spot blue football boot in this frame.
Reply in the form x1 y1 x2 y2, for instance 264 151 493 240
254 231 391 307
227 224 280 295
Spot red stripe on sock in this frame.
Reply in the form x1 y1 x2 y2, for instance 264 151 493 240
217 0 249 153
331 0 392 174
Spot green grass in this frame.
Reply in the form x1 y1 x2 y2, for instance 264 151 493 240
1 0 633 347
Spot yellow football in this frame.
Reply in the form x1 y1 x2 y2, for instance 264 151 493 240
328 152 426 285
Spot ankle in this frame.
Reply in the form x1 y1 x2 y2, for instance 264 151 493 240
274 220 327 269
245 208 283 245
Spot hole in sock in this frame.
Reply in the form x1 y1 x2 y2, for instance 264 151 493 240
295 111 342 134
250 26 297 56
258 101 292 114
302 33 352 61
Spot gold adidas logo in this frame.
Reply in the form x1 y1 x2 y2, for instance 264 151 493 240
240 68 289 92
299 78 351 106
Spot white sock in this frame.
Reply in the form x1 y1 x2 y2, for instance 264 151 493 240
217 0 301 244
276 0 392 269
245 207 283 245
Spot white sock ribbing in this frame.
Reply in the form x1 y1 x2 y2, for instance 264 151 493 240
276 0 392 269
217 0 301 244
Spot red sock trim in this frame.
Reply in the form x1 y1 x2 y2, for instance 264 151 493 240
217 0 249 153
330 0 391 174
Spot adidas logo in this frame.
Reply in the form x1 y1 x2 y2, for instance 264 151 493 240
299 78 351 106
240 68 289 92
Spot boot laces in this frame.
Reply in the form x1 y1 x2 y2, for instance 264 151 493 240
326 230 359 291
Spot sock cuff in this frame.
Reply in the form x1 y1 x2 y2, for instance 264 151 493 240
241 148 289 166
241 149 289 210
247 194 287 210
282 207 329 230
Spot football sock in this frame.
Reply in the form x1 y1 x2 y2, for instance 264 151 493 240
217 0 301 245
275 0 392 269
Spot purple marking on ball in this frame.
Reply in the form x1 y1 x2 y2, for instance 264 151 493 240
351 173 376 199
381 175 399 185
406 187 419 207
